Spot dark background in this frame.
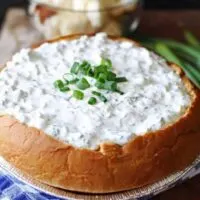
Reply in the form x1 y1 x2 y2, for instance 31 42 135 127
0 0 200 29
1 0 200 9
145 0 200 9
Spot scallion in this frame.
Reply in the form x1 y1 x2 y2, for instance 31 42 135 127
86 66 94 77
92 91 107 102
94 66 108 78
98 73 107 83
101 58 112 69
95 81 105 89
69 78 79 84
73 90 84 100
115 77 128 83
107 72 116 81
79 61 91 75
54 80 70 92
155 43 183 66
54 58 128 103
92 91 101 96
54 80 64 89
60 86 70 92
88 97 97 105
65 80 69 85
99 95 107 103
103 81 117 91
70 62 80 74
76 78 90 90
184 30 200 48
116 89 124 95
63 73 76 82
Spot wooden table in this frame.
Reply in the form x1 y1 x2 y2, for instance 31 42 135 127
138 10 200 200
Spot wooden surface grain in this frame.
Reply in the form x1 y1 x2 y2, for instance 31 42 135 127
138 10 200 200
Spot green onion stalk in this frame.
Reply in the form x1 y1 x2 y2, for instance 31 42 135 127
134 30 200 89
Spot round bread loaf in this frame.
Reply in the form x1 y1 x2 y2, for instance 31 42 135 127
0 34 200 193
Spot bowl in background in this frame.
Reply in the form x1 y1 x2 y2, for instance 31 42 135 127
29 0 142 39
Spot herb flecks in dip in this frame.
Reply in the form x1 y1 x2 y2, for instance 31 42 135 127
0 33 191 149
54 59 127 104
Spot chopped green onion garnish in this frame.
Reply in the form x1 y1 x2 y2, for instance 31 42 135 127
92 91 107 102
86 66 94 77
73 90 84 100
63 73 76 82
101 58 112 68
92 91 101 96
88 97 97 105
94 66 108 78
107 72 117 81
81 61 90 68
95 81 105 89
115 77 128 83
95 81 117 91
54 80 65 89
116 89 124 95
60 86 70 92
98 73 107 83
54 80 70 92
104 81 117 91
76 78 90 90
99 95 107 103
69 78 79 84
79 61 91 75
65 80 69 85
54 58 128 103
70 62 80 74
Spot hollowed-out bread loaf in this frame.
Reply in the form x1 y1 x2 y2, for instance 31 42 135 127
0 34 200 193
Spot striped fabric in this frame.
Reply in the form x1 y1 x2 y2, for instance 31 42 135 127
0 165 200 200
0 170 62 200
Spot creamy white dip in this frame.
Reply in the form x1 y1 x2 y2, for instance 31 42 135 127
0 33 191 149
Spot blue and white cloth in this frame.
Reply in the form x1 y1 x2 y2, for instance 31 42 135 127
0 170 62 200
0 164 200 200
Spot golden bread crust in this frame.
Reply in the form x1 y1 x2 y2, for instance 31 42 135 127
0 35 200 193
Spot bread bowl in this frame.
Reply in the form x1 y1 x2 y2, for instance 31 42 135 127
0 33 200 193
